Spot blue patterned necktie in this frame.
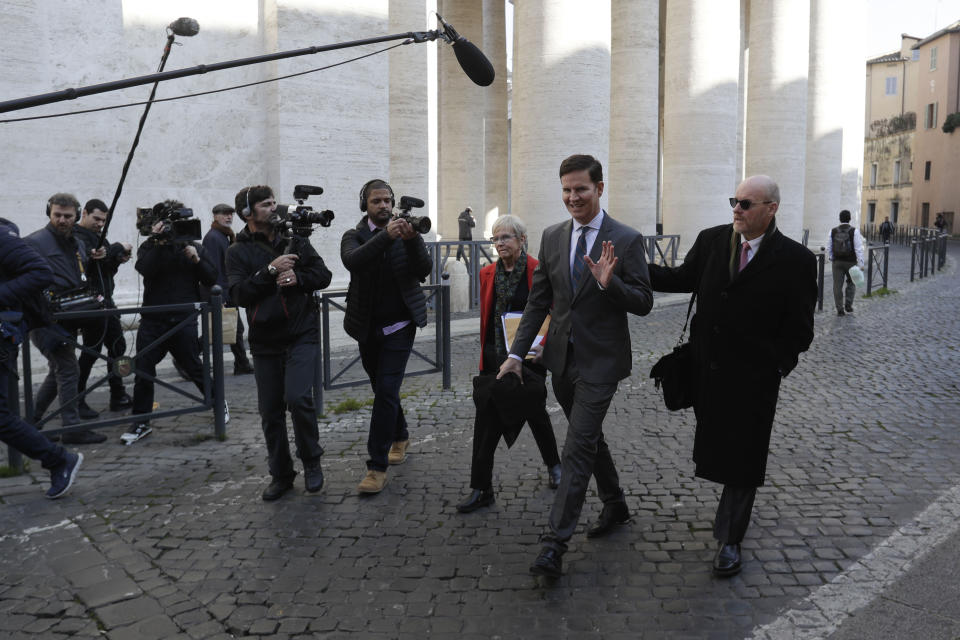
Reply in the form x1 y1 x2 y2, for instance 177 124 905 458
571 226 588 292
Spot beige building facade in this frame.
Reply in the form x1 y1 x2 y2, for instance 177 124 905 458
909 22 960 233
863 21 960 233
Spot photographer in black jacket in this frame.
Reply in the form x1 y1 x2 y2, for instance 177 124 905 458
73 199 133 413
123 200 218 445
25 193 107 444
226 185 332 501
341 179 432 494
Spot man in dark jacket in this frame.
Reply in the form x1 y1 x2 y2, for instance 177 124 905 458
227 185 332 501
342 179 432 494
25 193 107 444
456 206 475 262
123 200 218 445
648 175 817 577
202 203 253 375
73 199 133 413
0 218 83 499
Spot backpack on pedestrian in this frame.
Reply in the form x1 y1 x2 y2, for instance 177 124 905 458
831 225 855 261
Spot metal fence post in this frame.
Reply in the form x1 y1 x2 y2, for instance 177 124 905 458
314 291 323 417
210 287 226 440
910 240 917 281
866 248 874 295
882 244 889 288
441 273 451 390
816 252 825 311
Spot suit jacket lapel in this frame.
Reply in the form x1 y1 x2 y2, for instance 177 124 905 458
558 218 575 295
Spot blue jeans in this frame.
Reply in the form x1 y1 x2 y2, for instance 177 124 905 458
359 323 414 471
1 342 66 470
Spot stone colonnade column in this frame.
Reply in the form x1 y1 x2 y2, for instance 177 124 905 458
662 0 741 253
510 0 611 254
481 0 509 238
390 0 438 231
839 0 867 222
437 0 485 240
744 0 810 242
609 0 660 236
803 0 845 248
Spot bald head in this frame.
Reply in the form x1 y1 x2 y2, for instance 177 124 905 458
732 175 780 240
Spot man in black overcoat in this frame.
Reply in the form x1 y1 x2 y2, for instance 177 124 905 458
648 175 816 577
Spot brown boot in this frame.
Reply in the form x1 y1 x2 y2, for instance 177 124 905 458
357 470 388 494
387 439 410 465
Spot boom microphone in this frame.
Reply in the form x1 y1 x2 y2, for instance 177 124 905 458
436 13 495 87
167 17 200 37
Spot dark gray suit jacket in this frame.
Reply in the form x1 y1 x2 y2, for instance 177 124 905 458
509 211 653 384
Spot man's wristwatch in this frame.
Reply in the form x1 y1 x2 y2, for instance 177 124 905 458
267 265 279 277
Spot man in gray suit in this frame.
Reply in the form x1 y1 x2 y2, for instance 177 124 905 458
498 154 654 578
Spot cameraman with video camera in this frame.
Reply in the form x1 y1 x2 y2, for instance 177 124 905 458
226 185 332 501
341 180 432 494
123 199 217 445
25 193 108 445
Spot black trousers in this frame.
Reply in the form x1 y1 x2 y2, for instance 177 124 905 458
230 311 250 365
713 484 757 544
469 374 560 490
132 316 206 417
543 344 624 554
358 323 414 472
76 312 127 397
252 335 323 481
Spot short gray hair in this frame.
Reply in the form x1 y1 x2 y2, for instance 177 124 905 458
492 214 527 239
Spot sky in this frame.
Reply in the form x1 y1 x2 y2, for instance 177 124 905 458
868 0 960 57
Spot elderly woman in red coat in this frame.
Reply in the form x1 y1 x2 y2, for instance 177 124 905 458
456 215 562 513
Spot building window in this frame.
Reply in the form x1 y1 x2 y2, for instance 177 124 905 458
870 163 878 187
868 202 876 223
931 46 937 70
885 77 897 95
925 103 938 128
925 160 932 180
891 201 899 224
912 49 920 61
922 202 930 227
893 159 901 185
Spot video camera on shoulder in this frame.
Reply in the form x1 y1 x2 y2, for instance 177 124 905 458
136 201 202 244
394 195 430 234
274 184 335 239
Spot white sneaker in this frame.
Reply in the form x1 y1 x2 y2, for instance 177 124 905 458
120 423 152 445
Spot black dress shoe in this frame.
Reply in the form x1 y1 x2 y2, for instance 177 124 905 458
845 304 854 313
713 542 742 577
110 393 133 412
529 547 562 578
547 464 562 489
304 461 324 493
456 488 495 513
586 501 631 538
78 402 99 420
262 477 295 501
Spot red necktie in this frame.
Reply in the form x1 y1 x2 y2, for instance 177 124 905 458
739 241 750 272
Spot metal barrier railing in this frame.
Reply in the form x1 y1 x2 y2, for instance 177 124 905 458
6 289 226 470
865 244 889 295
646 235 679 266
426 240 495 310
316 280 451 413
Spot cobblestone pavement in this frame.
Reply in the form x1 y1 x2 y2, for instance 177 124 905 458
2 241 958 639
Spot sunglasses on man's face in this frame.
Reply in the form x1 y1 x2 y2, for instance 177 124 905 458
729 197 774 210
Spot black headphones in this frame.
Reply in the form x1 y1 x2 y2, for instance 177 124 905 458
235 188 252 221
358 179 394 212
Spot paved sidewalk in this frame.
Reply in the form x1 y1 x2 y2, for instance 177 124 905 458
1 241 957 639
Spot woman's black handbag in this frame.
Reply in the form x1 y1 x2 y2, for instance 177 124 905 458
650 293 697 411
